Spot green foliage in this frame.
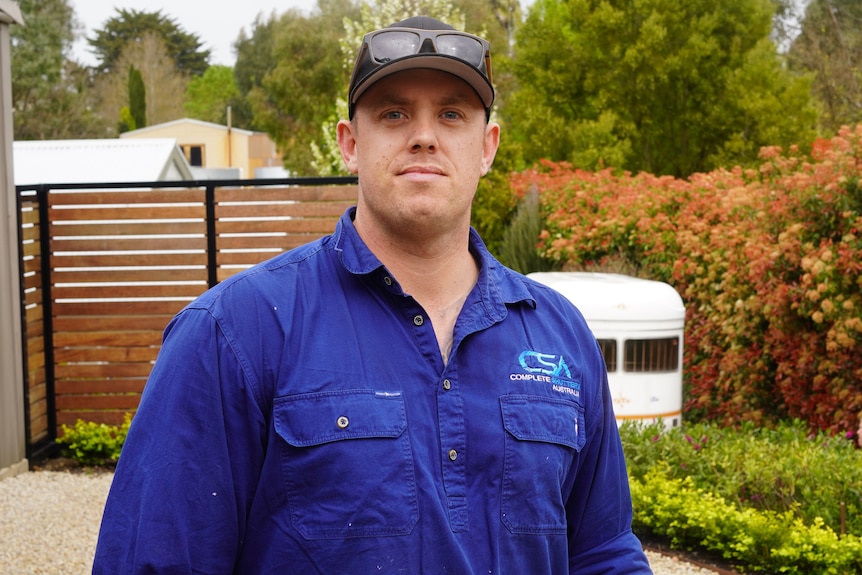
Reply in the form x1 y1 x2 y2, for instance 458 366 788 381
495 186 556 273
118 106 135 133
789 0 862 134
507 0 817 177
517 126 862 433
183 65 242 125
630 469 862 574
88 9 210 76
10 0 110 139
237 5 356 174
57 415 132 466
622 420 862 537
127 64 146 129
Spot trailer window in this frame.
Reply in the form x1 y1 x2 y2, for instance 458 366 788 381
624 337 679 372
597 339 617 372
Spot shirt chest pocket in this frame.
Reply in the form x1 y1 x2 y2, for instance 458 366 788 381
273 389 419 540
500 394 585 535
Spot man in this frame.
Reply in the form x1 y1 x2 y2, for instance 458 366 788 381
93 16 653 574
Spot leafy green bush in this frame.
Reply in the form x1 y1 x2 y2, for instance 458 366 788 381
631 470 862 574
621 420 862 537
56 414 132 466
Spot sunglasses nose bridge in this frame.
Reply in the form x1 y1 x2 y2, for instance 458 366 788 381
418 37 436 54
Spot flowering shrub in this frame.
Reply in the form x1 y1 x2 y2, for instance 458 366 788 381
511 125 862 434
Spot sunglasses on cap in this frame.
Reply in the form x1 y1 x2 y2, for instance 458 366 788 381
348 27 494 118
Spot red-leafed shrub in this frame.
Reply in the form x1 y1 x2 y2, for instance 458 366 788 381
512 125 862 434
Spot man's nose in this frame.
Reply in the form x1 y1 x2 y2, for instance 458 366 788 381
410 113 438 152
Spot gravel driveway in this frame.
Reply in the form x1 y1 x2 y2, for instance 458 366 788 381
0 470 720 574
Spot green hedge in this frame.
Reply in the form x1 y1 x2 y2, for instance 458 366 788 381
632 470 862 574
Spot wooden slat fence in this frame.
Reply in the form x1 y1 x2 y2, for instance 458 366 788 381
16 179 357 457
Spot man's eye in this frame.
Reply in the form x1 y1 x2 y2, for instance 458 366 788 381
442 111 461 120
385 111 405 120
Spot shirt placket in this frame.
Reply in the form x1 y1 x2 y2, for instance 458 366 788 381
437 368 468 531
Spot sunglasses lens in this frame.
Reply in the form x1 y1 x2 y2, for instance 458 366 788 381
435 35 485 66
370 31 421 63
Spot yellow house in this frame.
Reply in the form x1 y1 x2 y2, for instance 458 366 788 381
120 118 284 179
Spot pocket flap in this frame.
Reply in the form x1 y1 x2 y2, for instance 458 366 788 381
500 394 583 450
274 389 407 447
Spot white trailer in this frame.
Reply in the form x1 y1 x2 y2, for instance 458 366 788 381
528 272 685 428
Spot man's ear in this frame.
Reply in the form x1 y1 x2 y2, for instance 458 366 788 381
480 122 501 176
337 119 359 175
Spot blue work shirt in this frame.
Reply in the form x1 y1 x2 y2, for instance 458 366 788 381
93 208 652 574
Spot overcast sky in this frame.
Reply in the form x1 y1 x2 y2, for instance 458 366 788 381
70 0 319 67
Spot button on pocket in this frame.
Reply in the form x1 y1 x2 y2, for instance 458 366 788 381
274 389 419 540
499 394 584 534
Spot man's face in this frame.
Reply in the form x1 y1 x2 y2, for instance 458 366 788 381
337 68 500 241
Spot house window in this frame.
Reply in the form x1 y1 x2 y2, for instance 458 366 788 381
623 337 679 372
181 144 205 166
597 339 617 372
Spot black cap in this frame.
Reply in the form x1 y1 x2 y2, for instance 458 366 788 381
348 16 494 118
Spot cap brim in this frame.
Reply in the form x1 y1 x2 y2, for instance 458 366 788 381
350 54 494 111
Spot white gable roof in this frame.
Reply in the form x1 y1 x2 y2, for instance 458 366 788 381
13 138 193 186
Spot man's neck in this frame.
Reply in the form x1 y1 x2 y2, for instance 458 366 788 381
354 216 479 364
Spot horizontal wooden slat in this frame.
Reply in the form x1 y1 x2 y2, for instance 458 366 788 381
216 252 290 266
54 330 162 348
52 284 206 300
216 185 357 203
50 221 206 236
217 268 243 282
49 205 204 221
50 253 207 268
53 300 189 316
48 188 204 205
217 218 340 234
52 268 207 283
216 201 353 218
50 237 207 251
52 315 172 332
23 241 41 258
20 209 40 225
56 380 147 394
23 272 42 291
56 395 143 410
55 363 153 379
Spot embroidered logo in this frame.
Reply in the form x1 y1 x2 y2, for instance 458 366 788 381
511 350 581 398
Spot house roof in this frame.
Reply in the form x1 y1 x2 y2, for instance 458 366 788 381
121 118 256 137
13 138 193 185
0 0 24 24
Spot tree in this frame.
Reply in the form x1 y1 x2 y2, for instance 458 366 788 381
236 2 358 174
507 0 817 177
94 32 187 132
184 65 242 125
88 9 210 76
10 0 109 139
789 0 862 134
127 65 146 130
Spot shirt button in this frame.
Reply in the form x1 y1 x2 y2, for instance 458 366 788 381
383 276 392 286
413 314 424 326
337 416 349 429
448 449 458 461
442 379 451 391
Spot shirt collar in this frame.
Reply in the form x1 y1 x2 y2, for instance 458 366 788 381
333 208 535 320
